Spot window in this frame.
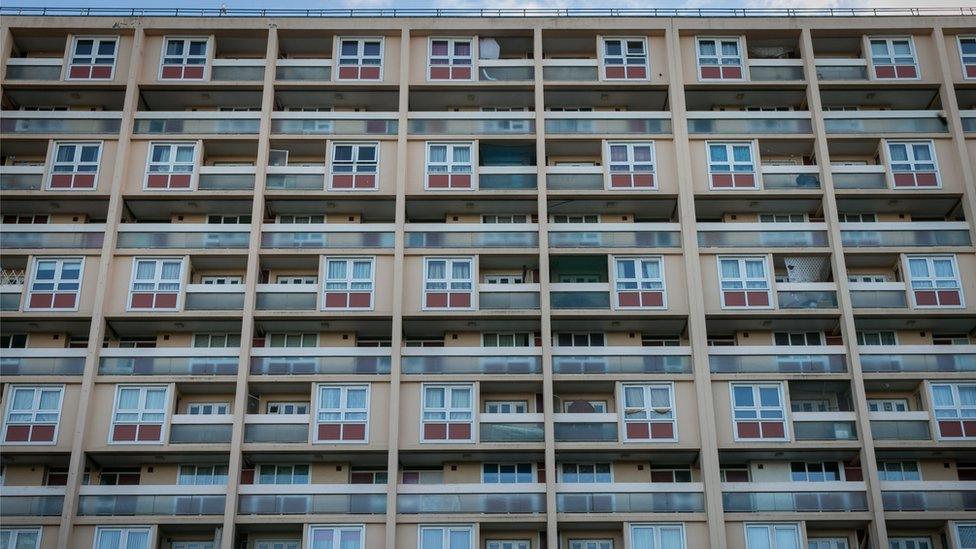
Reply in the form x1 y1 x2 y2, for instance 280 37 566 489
2 214 48 224
552 214 600 223
266 333 318 347
482 333 532 347
555 333 605 347
2 385 63 444
906 255 963 308
650 467 692 483
0 528 41 549
26 257 83 311
145 142 196 189
484 401 527 413
422 384 474 442
758 213 806 223
128 258 184 310
887 141 939 188
482 463 533 483
402 469 444 484
869 37 918 79
933 333 973 345
199 275 242 286
160 37 208 79
560 463 612 483
307 525 364 549
186 402 229 415
177 464 228 485
257 464 309 484
774 332 823 346
563 400 607 413
808 539 849 549
172 543 214 549
277 214 325 224
848 274 889 283
960 36 976 79
423 257 474 309
267 402 309 415
697 37 743 80
630 524 686 549
336 38 383 80
330 142 378 190
315 384 369 442
889 539 932 549
418 526 473 549
206 215 250 225
49 141 101 189
642 335 681 347
839 213 877 223
622 383 676 441
614 256 665 309
486 542 530 549
745 524 800 549
276 275 317 285
721 467 750 482
718 256 771 308
600 37 649 81
110 385 168 443
931 383 976 438
322 257 374 310
0 334 27 348
193 333 240 347
790 461 841 482
93 528 151 549
955 523 976 549
877 461 920 481
350 467 387 484
856 331 897 346
708 142 756 188
570 542 612 549
426 142 474 189
429 38 473 80
867 399 909 413
483 274 525 285
68 37 117 79
731 383 788 440
482 215 528 224
256 542 299 549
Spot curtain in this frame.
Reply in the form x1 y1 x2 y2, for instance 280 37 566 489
745 527 771 549
38 389 60 411
660 528 684 549
320 387 341 409
609 145 628 163
427 261 446 280
709 144 727 162
118 388 140 410
352 261 372 280
451 387 471 408
631 528 654 549
733 145 752 163
931 385 954 408
698 41 716 56
161 261 181 281
175 146 195 163
135 260 156 281
428 145 447 164
347 388 367 410
56 145 76 163
721 41 739 56
327 260 347 280
616 260 636 279
425 387 445 408
420 530 443 549
773 527 799 549
11 389 34 410
96 531 122 549
642 260 661 280
151 146 170 163
452 146 471 165
888 144 908 162
745 260 765 279
720 260 739 280
624 386 644 408
958 385 976 409
449 530 471 549
451 261 470 280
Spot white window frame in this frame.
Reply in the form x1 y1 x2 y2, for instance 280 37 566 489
612 256 667 310
420 383 475 443
192 333 240 348
744 523 800 549
109 385 170 445
558 463 613 483
568 540 613 549
158 36 210 80
486 541 531 549
889 539 932 549
427 37 475 81
730 383 789 442
186 402 230 415
807 539 849 549
177 464 228 486
143 141 198 190
127 257 186 311
605 140 656 188
867 398 909 412
92 527 154 549
265 333 318 348
481 462 534 484
276 275 317 285
267 401 309 415
417 525 474 549
482 214 529 224
255 542 299 549
2 385 64 446
335 37 385 81
621 382 678 442
904 254 964 308
931 382 976 437
868 36 919 80
959 36 976 80
256 464 310 485
600 36 649 81
306 524 365 549
199 275 242 285
629 524 687 549
483 400 528 413
328 142 380 191
67 36 118 80
482 332 533 347
424 141 475 190
885 140 941 188
876 460 921 481
321 256 375 311
0 528 42 549
707 141 757 188
717 256 772 309
25 256 84 312
954 523 976 549
696 36 745 81
172 543 214 549
48 141 102 190
314 384 370 444
422 257 475 310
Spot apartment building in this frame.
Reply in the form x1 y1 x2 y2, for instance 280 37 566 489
0 6 975 549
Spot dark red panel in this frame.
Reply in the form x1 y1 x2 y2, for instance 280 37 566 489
605 66 626 79
353 175 376 189
49 174 72 188
625 422 650 439
331 174 353 188
449 174 471 188
700 66 721 79
449 292 470 308
348 292 371 308
914 290 938 306
721 66 742 79
618 292 640 307
626 66 647 79
112 424 137 441
641 291 664 308
91 65 112 79
29 293 54 309
318 423 341 440
940 420 964 438
761 421 785 438
452 67 471 79
4 425 30 442
711 174 733 188
746 291 769 307
633 174 654 187
895 65 917 78
429 66 450 79
427 174 449 188
938 290 961 306
360 67 380 80
875 65 896 79
183 66 204 79
342 423 366 441
736 421 760 439
426 292 448 308
161 65 182 79
448 423 471 440
52 293 76 309
650 422 674 439
154 293 178 309
136 424 161 441
69 65 91 79
130 293 153 308
29 425 55 442
423 423 447 440
723 291 746 307
324 292 348 308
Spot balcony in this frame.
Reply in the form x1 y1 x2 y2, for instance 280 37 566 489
822 111 949 135
265 165 326 191
243 414 309 443
0 165 44 191
831 165 887 190
478 166 537 190
849 281 909 309
722 482 868 513
545 111 671 135
250 347 391 375
401 347 541 375
0 348 87 376
554 413 618 442
271 112 398 136
0 223 105 249
548 223 680 248
261 224 395 249
275 58 331 81
0 284 22 311
183 284 246 311
98 347 238 376
814 58 868 81
556 483 705 513
238 484 386 515
549 282 610 310
479 413 545 442
552 346 692 374
0 110 122 135
409 112 535 136
542 58 598 81
687 111 813 135
478 59 534 82
255 283 317 311
397 484 546 514
546 165 604 191
881 481 976 512
792 411 857 441
132 111 261 135
759 165 821 190
405 224 539 249
860 345 976 373
748 58 805 81
198 165 256 191
709 345 847 374
5 57 64 80
0 486 65 517
869 411 932 441
116 224 250 249
697 222 829 248
168 413 233 444
210 58 265 81
776 283 839 310
840 222 972 248
76 485 225 516
479 283 541 310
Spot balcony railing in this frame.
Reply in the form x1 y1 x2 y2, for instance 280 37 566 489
255 283 317 310
542 58 598 81
709 345 847 374
276 58 331 81
261 223 395 249
210 58 265 81
478 165 537 190
0 223 105 249
545 111 671 135
549 282 610 310
271 112 398 135
759 165 821 190
0 487 65 517
478 59 534 82
479 283 541 310
401 347 541 375
405 223 539 248
243 414 310 443
869 411 932 441
133 111 261 135
831 165 887 190
0 348 87 375
697 222 829 248
814 58 868 81
184 284 246 311
116 224 250 249
777 283 839 310
556 483 705 513
265 165 326 191
822 110 949 135
0 110 122 135
552 346 693 374
251 347 392 375
722 482 869 512
792 411 858 441
479 413 545 442
409 111 535 135
0 165 45 191
98 347 239 376
687 111 813 135
546 165 604 191
76 485 226 516
859 345 976 373
548 222 681 248
397 484 546 514
881 481 976 512
0 284 22 311
554 413 618 442
5 57 64 80
239 484 386 515
198 165 256 190
748 58 804 81
168 413 234 444
840 221 972 248
849 282 909 309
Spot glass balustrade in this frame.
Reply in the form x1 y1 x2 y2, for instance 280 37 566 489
402 355 541 375
870 420 931 440
557 492 705 513
480 422 545 442
169 424 233 444
397 493 546 514
238 493 386 514
251 354 391 375
722 490 868 512
77 494 226 516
